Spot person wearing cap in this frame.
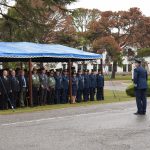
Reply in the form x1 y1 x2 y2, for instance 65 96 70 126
77 69 84 103
62 69 69 104
55 69 63 104
47 70 56 105
32 68 40 106
89 69 97 101
83 69 90 102
71 72 78 104
39 67 48 105
96 69 104 101
133 58 148 115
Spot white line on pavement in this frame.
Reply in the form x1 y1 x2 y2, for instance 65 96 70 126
1 107 135 127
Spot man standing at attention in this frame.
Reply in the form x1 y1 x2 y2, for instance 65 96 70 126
133 58 148 115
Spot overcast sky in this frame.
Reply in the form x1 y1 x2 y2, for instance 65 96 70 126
68 0 150 16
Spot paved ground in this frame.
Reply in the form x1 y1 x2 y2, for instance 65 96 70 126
0 100 150 150
105 80 130 91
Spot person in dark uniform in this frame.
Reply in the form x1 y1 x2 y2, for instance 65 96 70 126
0 70 12 110
72 72 78 104
89 69 97 101
83 69 90 102
18 70 28 107
55 69 62 104
133 58 148 115
77 70 84 103
47 70 56 105
32 68 40 106
10 70 20 108
62 69 69 104
96 69 104 101
39 68 48 105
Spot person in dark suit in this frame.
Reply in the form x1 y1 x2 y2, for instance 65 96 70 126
89 69 97 101
83 69 90 102
55 69 63 104
39 68 48 105
133 58 148 115
77 70 84 103
0 70 12 110
62 69 69 104
18 70 28 107
96 69 104 101
10 70 20 108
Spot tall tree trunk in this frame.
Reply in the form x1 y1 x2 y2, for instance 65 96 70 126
111 61 117 79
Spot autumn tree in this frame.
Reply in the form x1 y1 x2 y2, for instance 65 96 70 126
88 7 149 78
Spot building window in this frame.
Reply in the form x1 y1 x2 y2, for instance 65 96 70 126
62 64 66 70
78 64 82 70
108 64 112 72
123 64 127 72
128 64 132 72
83 64 87 70
93 64 97 71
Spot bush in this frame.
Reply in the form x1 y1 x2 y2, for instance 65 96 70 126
126 82 150 97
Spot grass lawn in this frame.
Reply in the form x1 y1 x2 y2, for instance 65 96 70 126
105 74 132 81
0 89 133 115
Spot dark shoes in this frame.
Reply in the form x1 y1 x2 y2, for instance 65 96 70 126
134 112 146 115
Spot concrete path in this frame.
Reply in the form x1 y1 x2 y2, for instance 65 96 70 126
0 100 150 150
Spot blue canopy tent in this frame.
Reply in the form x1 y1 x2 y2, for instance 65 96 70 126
0 42 103 106
0 42 102 62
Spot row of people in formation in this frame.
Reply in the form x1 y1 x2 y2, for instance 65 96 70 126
0 67 104 110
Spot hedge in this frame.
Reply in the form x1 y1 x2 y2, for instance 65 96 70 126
126 82 150 97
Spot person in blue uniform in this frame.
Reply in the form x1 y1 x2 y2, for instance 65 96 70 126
96 69 104 101
72 72 78 104
83 69 90 102
133 58 148 115
62 69 69 104
55 69 63 104
89 69 97 101
77 70 84 103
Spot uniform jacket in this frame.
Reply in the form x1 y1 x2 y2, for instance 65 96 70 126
134 66 148 89
89 74 97 88
77 75 84 90
39 73 48 89
62 75 69 90
97 74 104 88
83 74 90 88
55 75 62 90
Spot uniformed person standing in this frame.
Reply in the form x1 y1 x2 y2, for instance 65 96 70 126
39 68 48 105
62 69 69 104
72 72 78 104
32 68 40 106
83 69 90 102
10 70 20 108
77 70 84 103
133 58 148 115
89 69 97 101
55 69 63 104
47 70 56 105
0 70 12 110
96 69 104 101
